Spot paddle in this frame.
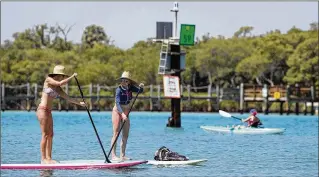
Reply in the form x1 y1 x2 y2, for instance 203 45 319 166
74 76 111 163
107 87 141 159
218 110 242 120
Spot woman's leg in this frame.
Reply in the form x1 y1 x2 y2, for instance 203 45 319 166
120 108 130 160
46 113 58 164
37 109 50 164
111 106 121 160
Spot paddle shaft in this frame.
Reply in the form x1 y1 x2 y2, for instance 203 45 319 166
231 116 242 120
107 88 141 159
74 76 111 163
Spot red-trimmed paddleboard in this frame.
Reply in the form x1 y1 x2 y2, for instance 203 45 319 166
0 160 147 170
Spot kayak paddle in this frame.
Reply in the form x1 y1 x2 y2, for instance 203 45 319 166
218 110 242 121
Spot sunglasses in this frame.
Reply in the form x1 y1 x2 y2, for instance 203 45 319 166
121 79 130 83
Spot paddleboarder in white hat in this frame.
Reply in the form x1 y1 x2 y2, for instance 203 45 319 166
110 71 144 161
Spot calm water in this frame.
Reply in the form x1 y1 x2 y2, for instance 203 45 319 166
1 111 318 177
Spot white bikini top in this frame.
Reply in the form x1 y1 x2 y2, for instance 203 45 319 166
43 87 59 98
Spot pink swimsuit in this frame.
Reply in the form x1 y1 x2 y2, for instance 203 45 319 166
247 117 261 127
247 119 255 126
37 105 52 114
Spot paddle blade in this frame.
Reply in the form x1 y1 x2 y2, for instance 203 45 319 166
219 110 232 118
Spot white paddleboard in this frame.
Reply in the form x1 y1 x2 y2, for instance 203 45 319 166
0 160 147 170
147 159 207 165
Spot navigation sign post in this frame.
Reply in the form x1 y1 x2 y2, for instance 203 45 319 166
179 24 195 46
154 2 195 128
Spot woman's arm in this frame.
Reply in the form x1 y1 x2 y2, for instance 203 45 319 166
46 73 77 86
115 88 128 120
56 87 85 106
130 83 144 93
115 88 124 114
242 116 252 122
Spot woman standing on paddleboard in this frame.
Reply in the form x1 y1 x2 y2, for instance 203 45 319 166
111 71 144 161
36 65 86 164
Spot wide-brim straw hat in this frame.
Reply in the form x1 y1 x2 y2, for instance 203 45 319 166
48 65 69 77
116 71 137 86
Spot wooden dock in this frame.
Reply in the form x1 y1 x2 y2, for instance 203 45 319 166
241 83 319 115
1 83 318 115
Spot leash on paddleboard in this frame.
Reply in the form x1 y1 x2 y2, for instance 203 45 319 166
107 87 141 159
74 76 111 163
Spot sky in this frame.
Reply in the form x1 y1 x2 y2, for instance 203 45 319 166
1 1 318 49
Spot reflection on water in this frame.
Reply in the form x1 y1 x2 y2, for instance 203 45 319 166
40 170 53 177
102 167 148 174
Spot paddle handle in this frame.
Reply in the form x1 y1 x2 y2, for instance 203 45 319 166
74 76 111 163
107 88 141 158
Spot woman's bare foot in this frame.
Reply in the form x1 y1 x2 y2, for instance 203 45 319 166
121 156 131 161
41 159 50 164
48 159 59 164
112 156 121 161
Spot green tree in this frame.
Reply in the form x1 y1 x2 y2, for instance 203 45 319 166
233 26 254 38
284 37 318 84
81 25 111 48
1 22 317 91
241 32 293 86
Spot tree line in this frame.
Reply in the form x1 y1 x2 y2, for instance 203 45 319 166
1 23 318 89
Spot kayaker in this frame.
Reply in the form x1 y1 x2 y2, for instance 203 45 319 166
241 109 262 128
36 65 86 164
110 71 144 161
